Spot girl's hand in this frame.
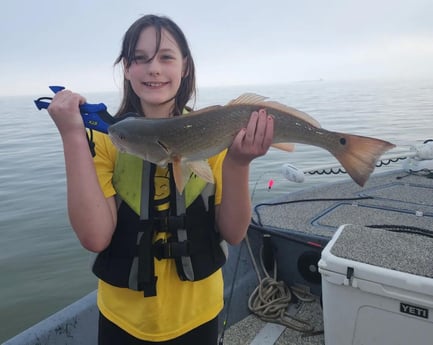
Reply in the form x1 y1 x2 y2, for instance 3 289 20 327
217 109 274 244
47 90 87 136
227 109 274 165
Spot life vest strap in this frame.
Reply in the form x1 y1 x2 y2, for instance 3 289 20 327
137 162 158 297
137 221 158 296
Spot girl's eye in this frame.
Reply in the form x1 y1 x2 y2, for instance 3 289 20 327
132 55 149 64
160 55 175 61
131 53 175 64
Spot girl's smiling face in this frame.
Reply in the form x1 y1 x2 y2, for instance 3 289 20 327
124 26 187 118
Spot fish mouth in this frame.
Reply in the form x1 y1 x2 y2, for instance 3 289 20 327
107 131 127 152
108 134 120 147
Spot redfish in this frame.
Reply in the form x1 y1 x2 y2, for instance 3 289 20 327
108 93 395 192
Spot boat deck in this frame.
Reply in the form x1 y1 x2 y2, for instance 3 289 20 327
253 169 433 237
220 169 433 345
223 300 324 345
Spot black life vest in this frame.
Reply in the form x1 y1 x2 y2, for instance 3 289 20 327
92 153 227 297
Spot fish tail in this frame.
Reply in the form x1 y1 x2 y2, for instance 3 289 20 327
331 134 395 186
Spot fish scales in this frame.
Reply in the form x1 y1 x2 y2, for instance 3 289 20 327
156 104 353 159
108 93 395 191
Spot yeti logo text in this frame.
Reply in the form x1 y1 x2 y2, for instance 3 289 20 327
400 303 429 319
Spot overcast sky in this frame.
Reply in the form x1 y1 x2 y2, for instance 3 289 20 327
1 0 433 96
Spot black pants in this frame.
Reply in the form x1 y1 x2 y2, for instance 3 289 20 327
98 312 219 345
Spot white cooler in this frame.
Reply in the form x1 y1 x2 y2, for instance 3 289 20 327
319 224 433 345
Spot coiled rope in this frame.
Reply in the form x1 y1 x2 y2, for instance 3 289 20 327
244 235 316 333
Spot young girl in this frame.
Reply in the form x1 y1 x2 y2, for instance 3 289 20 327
48 14 274 344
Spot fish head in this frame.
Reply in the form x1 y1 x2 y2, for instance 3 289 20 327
108 117 171 165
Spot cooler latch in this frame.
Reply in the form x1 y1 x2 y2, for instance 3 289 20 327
344 267 355 286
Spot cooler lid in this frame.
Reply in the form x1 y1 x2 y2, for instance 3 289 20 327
319 224 433 294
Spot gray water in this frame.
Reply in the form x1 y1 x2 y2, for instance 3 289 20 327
1 79 432 341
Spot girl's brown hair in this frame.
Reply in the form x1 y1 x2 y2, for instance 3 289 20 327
115 15 196 117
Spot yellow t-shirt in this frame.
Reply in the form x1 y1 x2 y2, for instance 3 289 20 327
92 131 226 341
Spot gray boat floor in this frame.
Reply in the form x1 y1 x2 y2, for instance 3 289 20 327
222 168 433 345
223 299 324 345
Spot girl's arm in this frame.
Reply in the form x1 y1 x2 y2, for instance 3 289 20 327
48 90 117 252
216 109 274 244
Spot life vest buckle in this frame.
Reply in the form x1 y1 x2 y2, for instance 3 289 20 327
153 239 191 260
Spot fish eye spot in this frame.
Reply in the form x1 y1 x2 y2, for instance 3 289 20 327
339 137 347 145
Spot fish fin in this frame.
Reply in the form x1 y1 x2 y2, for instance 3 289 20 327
228 93 269 105
172 159 191 195
272 143 296 152
187 161 215 184
228 93 321 128
331 134 395 186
